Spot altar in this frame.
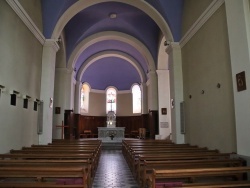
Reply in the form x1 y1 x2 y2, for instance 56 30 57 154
98 127 125 142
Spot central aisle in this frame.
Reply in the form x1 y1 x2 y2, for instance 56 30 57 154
92 150 139 188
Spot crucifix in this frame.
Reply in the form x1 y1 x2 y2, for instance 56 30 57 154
56 121 69 139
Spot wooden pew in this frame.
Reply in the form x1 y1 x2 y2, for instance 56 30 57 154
129 152 230 174
181 180 250 187
0 152 99 177
0 166 88 187
0 159 93 187
139 158 245 187
0 139 102 188
148 166 250 188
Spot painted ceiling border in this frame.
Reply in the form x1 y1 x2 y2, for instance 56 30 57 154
180 0 225 48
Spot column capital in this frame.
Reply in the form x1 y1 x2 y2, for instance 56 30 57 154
156 69 168 75
75 80 82 86
147 70 157 77
165 42 181 54
44 39 60 52
56 67 74 74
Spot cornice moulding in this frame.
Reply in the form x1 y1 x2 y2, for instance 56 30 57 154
44 39 60 52
180 0 225 48
6 0 45 45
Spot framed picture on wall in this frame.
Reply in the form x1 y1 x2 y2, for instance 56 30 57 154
55 107 61 114
161 108 167 115
236 71 247 92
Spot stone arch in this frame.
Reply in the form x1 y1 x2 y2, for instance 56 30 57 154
67 31 156 72
51 0 174 42
76 50 147 84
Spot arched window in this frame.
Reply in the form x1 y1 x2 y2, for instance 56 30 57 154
106 87 117 114
132 84 141 113
80 83 90 114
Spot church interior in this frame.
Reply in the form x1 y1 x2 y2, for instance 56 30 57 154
0 0 250 187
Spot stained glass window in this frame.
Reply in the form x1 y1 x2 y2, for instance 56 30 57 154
132 84 141 113
106 88 116 114
80 83 90 113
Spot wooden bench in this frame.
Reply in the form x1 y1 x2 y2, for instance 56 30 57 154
148 166 250 188
129 152 230 174
139 158 245 187
181 180 250 187
0 166 88 187
0 153 99 176
0 159 93 187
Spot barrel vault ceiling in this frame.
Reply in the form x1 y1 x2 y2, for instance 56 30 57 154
41 0 183 90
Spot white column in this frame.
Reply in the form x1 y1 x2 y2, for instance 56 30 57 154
53 67 74 139
140 83 148 114
39 39 59 144
166 42 184 144
157 70 171 139
147 71 158 111
225 0 250 156
74 81 82 114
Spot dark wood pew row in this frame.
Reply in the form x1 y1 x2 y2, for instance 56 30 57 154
0 159 92 187
148 167 250 188
139 158 245 187
127 150 228 175
51 139 101 145
124 146 211 159
0 166 88 188
0 140 102 187
122 139 250 188
181 180 250 187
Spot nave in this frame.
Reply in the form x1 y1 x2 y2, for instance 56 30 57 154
0 139 250 188
92 150 138 188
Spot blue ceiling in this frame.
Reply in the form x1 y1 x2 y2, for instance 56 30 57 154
41 0 183 90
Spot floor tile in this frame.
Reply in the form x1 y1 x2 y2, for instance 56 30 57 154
92 150 139 188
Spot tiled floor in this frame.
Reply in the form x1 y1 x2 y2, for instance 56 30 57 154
92 150 139 188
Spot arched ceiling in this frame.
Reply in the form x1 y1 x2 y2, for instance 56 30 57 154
41 0 183 90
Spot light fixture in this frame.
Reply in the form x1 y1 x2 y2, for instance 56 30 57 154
109 13 117 19
22 95 31 100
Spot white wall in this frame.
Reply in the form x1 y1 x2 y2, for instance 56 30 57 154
182 4 236 153
0 1 42 153
225 0 250 156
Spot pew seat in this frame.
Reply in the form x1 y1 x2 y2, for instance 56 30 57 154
0 166 88 187
148 166 250 188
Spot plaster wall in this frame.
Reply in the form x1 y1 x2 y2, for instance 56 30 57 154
116 93 134 116
225 0 250 156
0 1 42 153
182 0 213 35
88 92 106 116
182 5 236 153
18 0 43 32
86 91 135 116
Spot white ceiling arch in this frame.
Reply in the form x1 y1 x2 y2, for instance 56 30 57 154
67 31 156 72
76 50 147 84
51 0 174 42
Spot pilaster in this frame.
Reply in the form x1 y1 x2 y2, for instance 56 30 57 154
39 39 59 144
140 83 148 114
74 81 82 114
147 71 158 111
225 0 250 156
156 69 171 139
166 42 184 144
53 67 74 139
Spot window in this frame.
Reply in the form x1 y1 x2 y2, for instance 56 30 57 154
80 83 90 114
106 88 116 114
132 84 141 113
